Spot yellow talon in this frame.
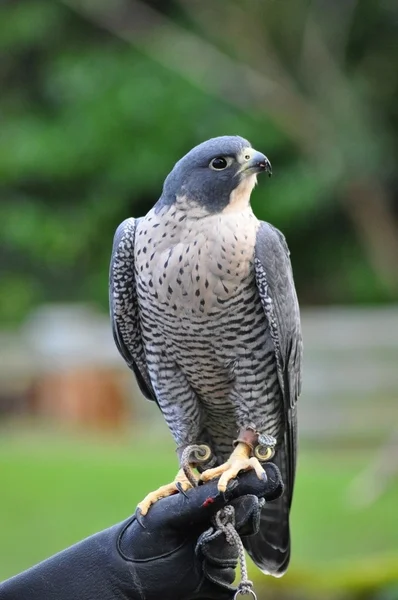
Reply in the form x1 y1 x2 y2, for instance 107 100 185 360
137 468 195 515
200 442 265 492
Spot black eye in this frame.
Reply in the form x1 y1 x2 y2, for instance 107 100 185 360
210 157 228 170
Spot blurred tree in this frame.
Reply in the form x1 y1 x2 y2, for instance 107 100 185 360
1 0 397 325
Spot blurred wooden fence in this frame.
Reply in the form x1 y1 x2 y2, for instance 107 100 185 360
0 304 397 439
300 306 398 440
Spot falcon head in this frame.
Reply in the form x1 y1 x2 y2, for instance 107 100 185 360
160 136 272 214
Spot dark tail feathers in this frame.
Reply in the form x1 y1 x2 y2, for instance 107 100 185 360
243 439 294 576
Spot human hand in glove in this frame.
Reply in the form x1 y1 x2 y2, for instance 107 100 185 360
0 465 283 600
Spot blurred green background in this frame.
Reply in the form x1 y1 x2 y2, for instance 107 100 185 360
1 1 398 598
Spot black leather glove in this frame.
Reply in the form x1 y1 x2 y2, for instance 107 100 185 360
0 466 283 600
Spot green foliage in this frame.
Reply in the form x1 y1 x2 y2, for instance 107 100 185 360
1 0 397 324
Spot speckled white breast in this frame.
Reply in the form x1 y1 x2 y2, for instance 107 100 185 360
135 199 260 315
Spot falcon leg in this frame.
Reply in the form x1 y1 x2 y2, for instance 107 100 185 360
137 467 197 516
200 442 265 492
137 444 212 515
200 430 276 492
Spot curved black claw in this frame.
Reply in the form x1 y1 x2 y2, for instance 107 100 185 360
175 481 190 498
134 507 147 529
225 479 239 494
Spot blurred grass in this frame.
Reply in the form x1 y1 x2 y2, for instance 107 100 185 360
0 424 397 591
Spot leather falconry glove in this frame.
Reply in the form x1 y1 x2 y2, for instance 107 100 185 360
0 466 283 600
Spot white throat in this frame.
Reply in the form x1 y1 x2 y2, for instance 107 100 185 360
223 174 257 214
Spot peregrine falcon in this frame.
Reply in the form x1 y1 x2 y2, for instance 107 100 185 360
109 136 302 576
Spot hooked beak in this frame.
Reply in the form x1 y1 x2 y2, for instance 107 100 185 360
240 151 272 177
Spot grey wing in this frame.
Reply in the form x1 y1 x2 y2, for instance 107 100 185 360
109 218 156 402
255 221 302 464
243 221 302 576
